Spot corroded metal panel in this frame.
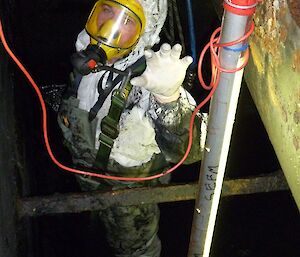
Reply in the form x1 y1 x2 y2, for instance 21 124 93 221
244 0 300 209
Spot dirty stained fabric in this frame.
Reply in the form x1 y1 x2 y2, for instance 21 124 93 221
58 67 203 257
57 42 204 257
58 86 202 170
57 0 204 256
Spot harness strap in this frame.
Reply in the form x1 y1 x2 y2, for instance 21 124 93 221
94 83 132 170
93 58 146 170
89 58 146 121
88 69 121 121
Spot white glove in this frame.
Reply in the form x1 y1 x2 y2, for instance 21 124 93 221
130 43 193 103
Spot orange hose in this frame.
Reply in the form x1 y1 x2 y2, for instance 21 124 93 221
0 15 253 181
198 21 254 91
0 18 200 181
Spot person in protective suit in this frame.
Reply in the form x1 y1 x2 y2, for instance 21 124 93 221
58 0 205 256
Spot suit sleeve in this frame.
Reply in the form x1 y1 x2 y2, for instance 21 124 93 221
148 88 204 165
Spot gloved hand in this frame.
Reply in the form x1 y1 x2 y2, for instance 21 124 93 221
130 43 193 103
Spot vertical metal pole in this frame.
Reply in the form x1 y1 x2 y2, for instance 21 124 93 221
187 7 253 257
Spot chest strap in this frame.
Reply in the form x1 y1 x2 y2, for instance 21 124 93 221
93 59 146 170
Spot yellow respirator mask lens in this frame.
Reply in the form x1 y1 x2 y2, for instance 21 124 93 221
85 0 144 50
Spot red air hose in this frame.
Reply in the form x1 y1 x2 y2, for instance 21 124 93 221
0 8 254 181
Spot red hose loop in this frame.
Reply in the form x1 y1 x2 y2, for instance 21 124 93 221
197 20 254 91
198 28 221 90
223 0 258 16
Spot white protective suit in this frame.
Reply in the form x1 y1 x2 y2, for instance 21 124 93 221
58 0 205 256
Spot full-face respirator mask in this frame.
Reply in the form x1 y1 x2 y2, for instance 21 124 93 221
71 0 145 75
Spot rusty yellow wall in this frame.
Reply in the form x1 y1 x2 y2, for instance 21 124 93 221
245 0 300 209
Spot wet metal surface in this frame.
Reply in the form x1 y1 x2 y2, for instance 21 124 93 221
18 171 288 217
244 0 300 209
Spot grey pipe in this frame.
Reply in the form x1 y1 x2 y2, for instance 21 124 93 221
188 11 252 257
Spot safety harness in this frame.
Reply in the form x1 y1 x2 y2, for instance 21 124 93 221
66 57 146 170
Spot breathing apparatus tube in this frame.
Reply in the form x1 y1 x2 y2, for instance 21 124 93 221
171 0 185 55
163 0 185 55
184 0 197 91
186 0 197 68
0 0 258 181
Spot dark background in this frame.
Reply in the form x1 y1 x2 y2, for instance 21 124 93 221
0 0 299 256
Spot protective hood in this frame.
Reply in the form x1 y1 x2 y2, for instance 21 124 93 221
85 0 146 62
75 0 168 70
